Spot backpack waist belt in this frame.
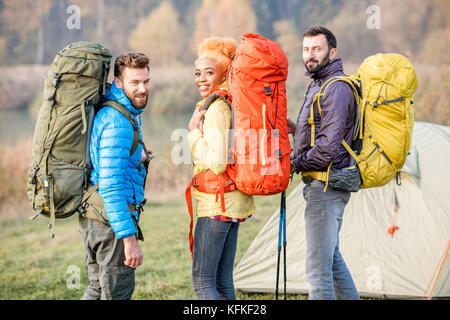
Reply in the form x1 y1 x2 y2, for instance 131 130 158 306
301 171 327 181
80 183 145 240
185 170 236 258
301 162 333 192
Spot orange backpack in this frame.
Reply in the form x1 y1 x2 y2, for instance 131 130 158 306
185 34 291 256
227 33 291 195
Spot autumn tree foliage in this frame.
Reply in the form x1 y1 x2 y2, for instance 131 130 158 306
128 1 183 67
0 0 448 125
191 0 256 52
273 20 301 65
0 0 53 64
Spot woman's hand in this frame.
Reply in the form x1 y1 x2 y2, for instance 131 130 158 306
189 107 207 131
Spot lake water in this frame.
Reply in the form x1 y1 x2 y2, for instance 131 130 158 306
0 109 192 152
0 106 299 169
0 110 36 144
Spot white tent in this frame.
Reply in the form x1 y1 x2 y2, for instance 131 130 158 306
234 122 450 299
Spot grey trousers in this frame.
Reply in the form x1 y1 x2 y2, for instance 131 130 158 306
78 215 135 300
303 179 359 300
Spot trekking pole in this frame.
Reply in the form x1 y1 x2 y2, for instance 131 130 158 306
276 191 287 300
275 195 282 300
282 190 287 300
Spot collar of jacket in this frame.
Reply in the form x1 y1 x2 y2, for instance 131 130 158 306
305 58 344 81
102 80 145 117
195 80 229 110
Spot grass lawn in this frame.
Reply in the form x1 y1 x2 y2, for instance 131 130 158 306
0 178 307 300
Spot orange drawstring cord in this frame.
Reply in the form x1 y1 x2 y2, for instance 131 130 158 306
387 198 399 237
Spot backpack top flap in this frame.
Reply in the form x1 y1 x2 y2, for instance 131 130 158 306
356 53 418 100
53 41 112 80
232 33 288 83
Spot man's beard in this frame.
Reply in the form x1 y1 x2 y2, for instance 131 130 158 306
304 53 330 74
124 88 149 110
130 94 148 110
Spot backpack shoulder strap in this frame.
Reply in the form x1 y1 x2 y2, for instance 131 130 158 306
316 76 361 115
199 88 234 162
309 76 361 147
99 100 140 157
201 90 232 112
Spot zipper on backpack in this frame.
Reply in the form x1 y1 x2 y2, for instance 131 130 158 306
369 136 393 165
361 137 393 166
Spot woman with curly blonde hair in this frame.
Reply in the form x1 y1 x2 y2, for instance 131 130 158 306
187 37 256 300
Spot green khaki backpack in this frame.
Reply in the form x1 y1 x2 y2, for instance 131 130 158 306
26 41 112 237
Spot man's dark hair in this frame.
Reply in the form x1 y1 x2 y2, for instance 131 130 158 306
303 26 337 49
114 52 150 78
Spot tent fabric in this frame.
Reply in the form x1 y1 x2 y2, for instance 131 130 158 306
234 122 450 299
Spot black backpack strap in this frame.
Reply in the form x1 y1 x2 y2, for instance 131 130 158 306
201 92 232 111
99 100 141 157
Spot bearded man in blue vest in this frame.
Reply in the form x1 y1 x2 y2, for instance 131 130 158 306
79 52 150 300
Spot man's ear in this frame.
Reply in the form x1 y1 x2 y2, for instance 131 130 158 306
114 76 123 89
329 47 338 61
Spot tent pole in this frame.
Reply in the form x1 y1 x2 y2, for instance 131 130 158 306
425 241 450 299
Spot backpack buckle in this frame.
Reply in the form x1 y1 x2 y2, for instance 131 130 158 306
276 149 282 159
51 73 62 87
77 202 88 215
138 198 147 213
29 165 40 184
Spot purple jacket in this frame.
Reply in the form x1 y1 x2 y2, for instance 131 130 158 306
292 59 356 173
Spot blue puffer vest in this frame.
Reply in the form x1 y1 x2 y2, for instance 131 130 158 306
89 81 146 239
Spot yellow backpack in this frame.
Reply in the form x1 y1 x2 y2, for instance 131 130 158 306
306 53 418 190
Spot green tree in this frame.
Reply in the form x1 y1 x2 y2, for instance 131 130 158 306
128 1 183 67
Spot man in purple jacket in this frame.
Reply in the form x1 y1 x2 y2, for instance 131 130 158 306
287 26 359 300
